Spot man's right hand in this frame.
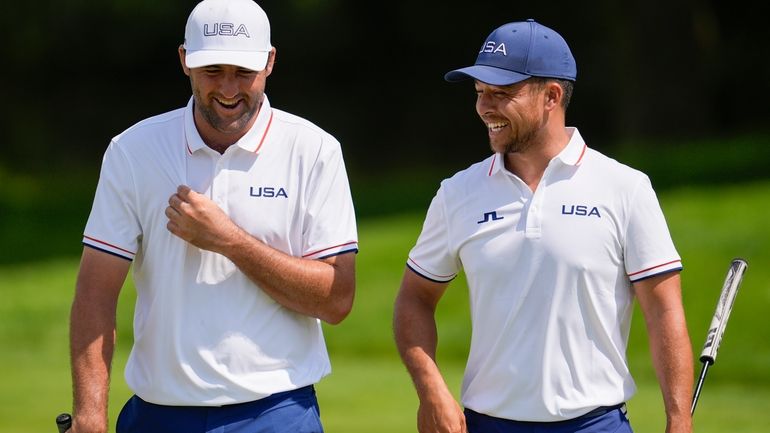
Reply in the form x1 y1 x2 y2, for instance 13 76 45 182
417 392 468 433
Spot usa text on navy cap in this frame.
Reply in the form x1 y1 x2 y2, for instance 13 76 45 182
445 19 577 85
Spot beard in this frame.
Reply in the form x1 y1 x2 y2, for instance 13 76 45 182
496 128 537 154
193 88 259 135
490 119 542 154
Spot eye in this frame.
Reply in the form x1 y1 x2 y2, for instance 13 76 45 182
237 68 258 77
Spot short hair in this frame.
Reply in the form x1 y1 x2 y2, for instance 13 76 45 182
529 77 574 110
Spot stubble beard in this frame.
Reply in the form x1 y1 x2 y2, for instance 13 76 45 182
492 122 540 155
194 89 258 135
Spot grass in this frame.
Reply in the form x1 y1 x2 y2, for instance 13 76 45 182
1 180 769 432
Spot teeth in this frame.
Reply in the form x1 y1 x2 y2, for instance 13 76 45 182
215 98 239 107
486 121 508 131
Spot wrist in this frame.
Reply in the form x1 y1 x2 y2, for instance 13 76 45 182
72 413 108 433
665 412 692 433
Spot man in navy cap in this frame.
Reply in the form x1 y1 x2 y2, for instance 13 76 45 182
394 20 693 433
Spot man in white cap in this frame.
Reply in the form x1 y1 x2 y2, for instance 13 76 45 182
393 20 693 433
68 1 358 432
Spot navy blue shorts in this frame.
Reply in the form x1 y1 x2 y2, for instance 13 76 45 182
116 385 323 433
464 404 633 433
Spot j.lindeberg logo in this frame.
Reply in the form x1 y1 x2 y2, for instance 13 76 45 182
249 186 288 198
203 23 250 37
477 211 504 224
479 41 507 55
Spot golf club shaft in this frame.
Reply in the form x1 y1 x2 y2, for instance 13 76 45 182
690 361 710 414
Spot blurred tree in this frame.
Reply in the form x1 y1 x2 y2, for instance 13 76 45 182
0 0 767 176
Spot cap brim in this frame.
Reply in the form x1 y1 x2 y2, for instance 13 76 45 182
444 65 531 86
185 50 270 72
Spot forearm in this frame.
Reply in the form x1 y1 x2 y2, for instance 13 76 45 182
648 309 694 432
394 291 451 401
220 226 355 324
70 296 116 433
635 273 694 432
69 248 128 433
394 271 465 433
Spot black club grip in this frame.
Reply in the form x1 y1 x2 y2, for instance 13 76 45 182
56 413 72 433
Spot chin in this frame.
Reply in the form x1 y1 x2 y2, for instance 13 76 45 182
489 141 509 154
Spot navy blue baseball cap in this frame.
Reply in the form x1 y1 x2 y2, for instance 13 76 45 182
445 19 577 85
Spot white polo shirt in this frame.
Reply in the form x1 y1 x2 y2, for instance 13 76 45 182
83 95 358 406
407 128 681 422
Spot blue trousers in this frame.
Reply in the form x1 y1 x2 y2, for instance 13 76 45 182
465 405 633 433
116 385 323 433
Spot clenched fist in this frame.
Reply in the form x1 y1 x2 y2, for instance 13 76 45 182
165 185 241 252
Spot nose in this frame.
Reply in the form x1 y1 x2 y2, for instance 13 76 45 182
476 92 494 116
218 72 240 99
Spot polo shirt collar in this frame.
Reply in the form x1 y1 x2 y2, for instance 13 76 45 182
184 95 274 155
488 152 504 177
553 127 587 166
487 127 587 177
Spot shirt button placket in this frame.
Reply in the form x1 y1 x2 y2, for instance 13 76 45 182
213 154 229 211
526 191 544 239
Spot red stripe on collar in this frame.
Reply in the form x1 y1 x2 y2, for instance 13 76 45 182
253 111 274 154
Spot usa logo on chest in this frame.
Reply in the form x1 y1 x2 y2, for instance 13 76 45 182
249 186 288 198
561 204 601 218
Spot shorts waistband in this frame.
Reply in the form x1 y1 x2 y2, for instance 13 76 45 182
218 385 316 409
465 403 626 425
135 385 316 409
574 403 626 420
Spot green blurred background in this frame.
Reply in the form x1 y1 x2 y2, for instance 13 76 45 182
1 0 769 432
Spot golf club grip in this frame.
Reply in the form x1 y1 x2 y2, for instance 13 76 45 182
699 258 748 364
56 413 72 433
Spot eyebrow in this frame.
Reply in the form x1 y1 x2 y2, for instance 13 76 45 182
202 65 257 73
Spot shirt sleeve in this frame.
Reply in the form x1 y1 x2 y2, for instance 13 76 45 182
82 141 141 260
407 185 459 283
301 137 358 260
624 175 682 282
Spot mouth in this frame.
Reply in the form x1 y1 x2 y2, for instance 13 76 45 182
214 97 242 110
485 121 509 132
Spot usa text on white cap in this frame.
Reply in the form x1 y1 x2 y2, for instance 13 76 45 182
183 0 272 71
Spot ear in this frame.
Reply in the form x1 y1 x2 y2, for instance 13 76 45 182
262 47 277 77
178 45 191 76
544 81 563 111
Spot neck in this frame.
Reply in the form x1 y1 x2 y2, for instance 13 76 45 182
192 100 263 155
193 109 245 154
504 126 571 191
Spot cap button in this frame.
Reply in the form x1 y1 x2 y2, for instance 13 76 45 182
526 18 535 22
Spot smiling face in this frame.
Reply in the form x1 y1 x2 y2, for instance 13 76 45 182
179 47 275 151
474 79 550 155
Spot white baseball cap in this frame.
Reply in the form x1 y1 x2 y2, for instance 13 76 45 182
183 0 272 71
